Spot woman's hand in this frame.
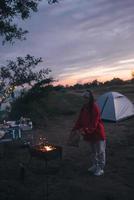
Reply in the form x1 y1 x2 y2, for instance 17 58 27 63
80 130 86 136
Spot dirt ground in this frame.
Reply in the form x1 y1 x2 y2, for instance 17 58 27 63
0 87 134 200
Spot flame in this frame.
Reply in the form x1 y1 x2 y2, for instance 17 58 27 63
36 136 56 152
39 145 56 152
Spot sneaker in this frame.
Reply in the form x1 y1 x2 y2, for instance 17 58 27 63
88 165 97 173
94 169 104 176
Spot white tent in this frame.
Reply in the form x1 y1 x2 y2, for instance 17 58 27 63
96 92 134 122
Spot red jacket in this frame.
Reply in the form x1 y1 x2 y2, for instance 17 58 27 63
72 103 106 142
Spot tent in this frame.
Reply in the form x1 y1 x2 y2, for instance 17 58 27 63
96 92 134 122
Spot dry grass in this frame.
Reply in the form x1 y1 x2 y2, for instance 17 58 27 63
0 83 134 200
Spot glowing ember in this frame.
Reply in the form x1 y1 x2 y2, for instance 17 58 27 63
39 145 56 152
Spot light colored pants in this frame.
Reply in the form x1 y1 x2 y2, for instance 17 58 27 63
90 140 106 170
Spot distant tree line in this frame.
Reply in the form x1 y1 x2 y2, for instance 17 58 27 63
56 77 134 90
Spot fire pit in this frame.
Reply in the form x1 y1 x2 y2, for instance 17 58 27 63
20 144 62 200
29 144 62 162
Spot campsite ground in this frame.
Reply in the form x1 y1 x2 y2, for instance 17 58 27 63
0 84 134 200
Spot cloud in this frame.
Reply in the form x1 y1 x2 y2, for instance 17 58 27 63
0 0 134 84
118 59 134 64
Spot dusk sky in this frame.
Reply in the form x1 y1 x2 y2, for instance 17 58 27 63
0 0 134 85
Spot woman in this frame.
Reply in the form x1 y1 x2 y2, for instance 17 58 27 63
72 90 106 176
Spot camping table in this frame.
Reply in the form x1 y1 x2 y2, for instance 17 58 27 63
5 121 21 139
8 125 22 139
2 126 22 140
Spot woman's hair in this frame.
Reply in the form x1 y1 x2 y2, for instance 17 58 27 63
86 90 94 112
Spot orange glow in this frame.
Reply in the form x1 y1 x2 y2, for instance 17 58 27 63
54 68 132 86
39 145 56 152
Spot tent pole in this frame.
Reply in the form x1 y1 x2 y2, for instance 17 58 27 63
101 96 109 116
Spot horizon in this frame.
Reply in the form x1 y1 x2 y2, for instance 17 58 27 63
54 71 133 86
0 0 134 86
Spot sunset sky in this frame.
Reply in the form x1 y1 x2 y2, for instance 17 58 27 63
0 0 134 86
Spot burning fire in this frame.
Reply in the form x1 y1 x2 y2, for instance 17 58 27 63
36 136 56 152
39 145 56 152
